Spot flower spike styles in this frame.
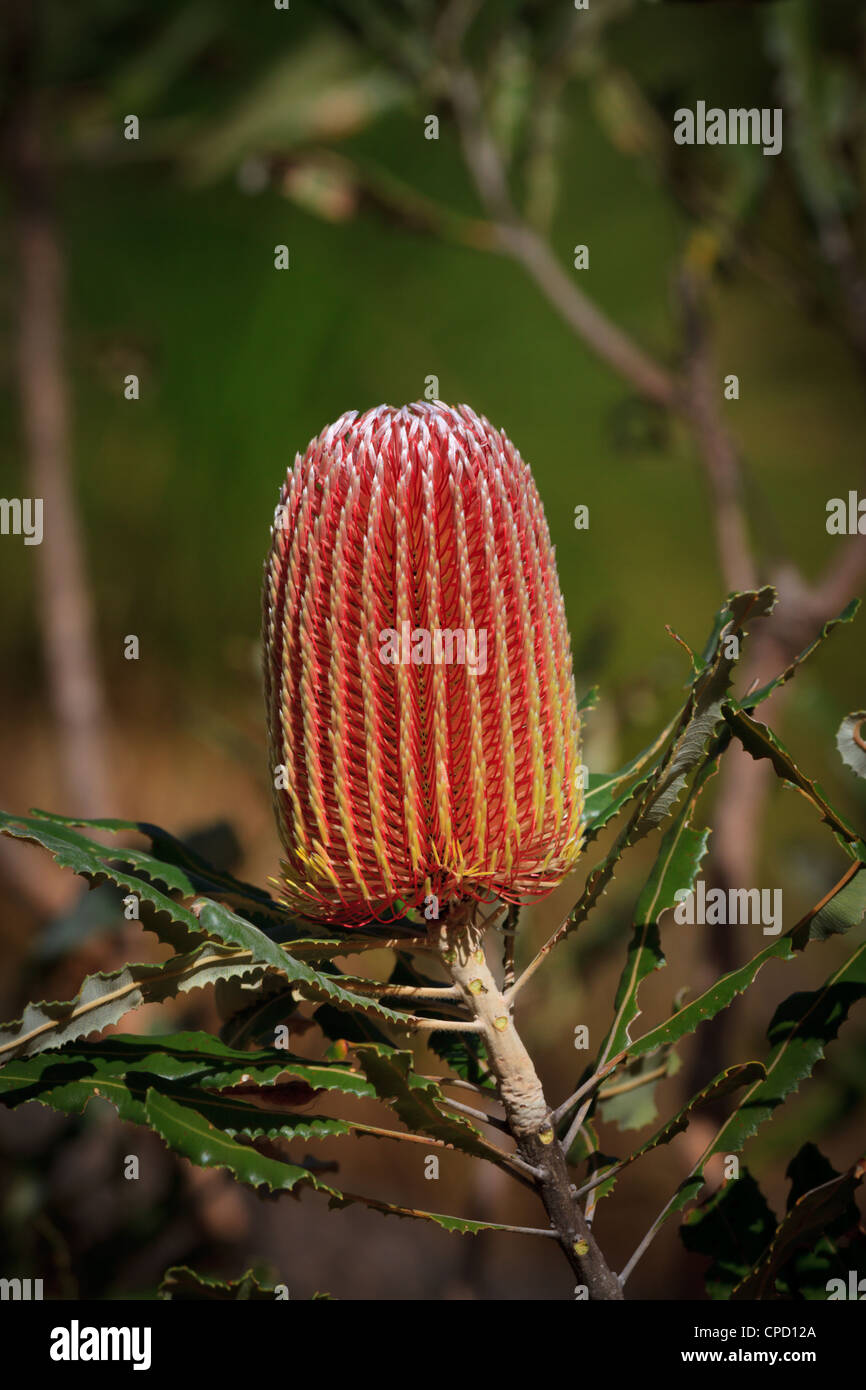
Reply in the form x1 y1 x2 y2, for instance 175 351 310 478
263 402 584 925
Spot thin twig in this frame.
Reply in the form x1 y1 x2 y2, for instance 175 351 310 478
598 1062 669 1101
401 1016 484 1034
552 1050 627 1126
439 1095 510 1133
337 980 461 1001
574 1162 621 1204
354 1121 537 1188
441 58 678 409
561 1094 597 1162
415 1074 498 1099
504 853 618 1005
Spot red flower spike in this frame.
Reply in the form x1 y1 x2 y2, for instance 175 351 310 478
262 402 584 925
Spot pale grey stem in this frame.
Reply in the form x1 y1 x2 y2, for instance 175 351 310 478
438 915 623 1299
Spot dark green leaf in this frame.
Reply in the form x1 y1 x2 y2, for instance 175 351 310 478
191 900 412 1028
351 1043 494 1160
147 1090 549 1237
634 588 776 835
630 936 866 1268
0 948 270 1062
626 863 866 1065
145 1089 341 1194
425 1030 497 1092
0 809 207 952
586 1063 766 1208
0 1032 376 1101
159 1267 284 1301
24 808 297 934
740 600 859 711
681 1170 778 1300
732 1149 866 1299
723 707 866 859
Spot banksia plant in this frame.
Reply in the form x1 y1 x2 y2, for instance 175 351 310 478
1 412 863 1308
262 401 584 925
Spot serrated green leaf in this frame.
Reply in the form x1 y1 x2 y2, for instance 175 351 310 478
0 1032 376 1100
159 1267 283 1301
681 1170 778 1299
158 1084 353 1142
741 600 859 711
545 592 771 963
626 863 866 1065
806 864 866 941
625 934 792 1067
23 809 292 928
351 1043 494 1160
583 718 676 839
732 1150 866 1300
0 1052 151 1124
324 1189 554 1238
574 768 714 1139
601 810 711 1062
145 1088 340 1194
584 1062 765 1206
0 809 208 952
634 588 776 834
723 706 866 859
145 1089 548 1238
0 948 270 1062
626 936 866 1280
191 899 413 1029
714 939 866 1156
17 809 378 948
0 1055 354 1141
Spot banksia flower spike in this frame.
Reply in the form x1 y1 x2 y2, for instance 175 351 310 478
263 402 584 925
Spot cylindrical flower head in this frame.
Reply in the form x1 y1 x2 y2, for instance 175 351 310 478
263 402 583 925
